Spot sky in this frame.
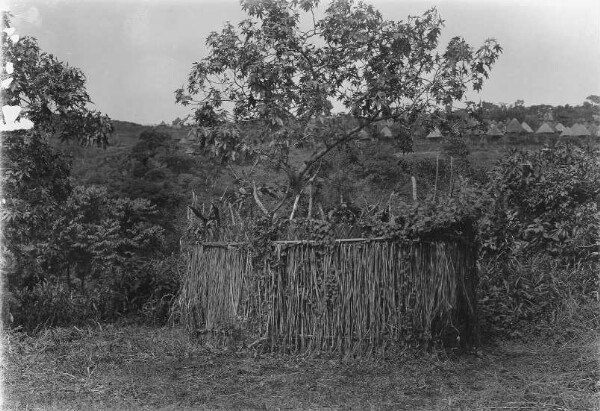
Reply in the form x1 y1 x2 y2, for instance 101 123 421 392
5 0 600 125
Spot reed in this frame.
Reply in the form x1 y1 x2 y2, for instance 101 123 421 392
179 237 477 356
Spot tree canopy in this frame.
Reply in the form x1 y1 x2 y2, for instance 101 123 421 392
176 0 502 215
1 12 112 147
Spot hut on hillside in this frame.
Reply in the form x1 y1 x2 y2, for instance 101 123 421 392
521 122 534 134
587 123 599 138
505 118 526 144
535 122 555 134
535 122 556 145
554 123 566 132
426 127 443 142
485 123 504 144
560 127 573 137
570 123 591 137
506 118 525 134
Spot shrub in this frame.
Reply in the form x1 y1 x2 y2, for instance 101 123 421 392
483 144 600 262
478 256 599 341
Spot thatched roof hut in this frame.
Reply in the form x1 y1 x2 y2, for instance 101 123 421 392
487 124 504 136
570 123 591 137
560 127 573 137
521 122 534 133
506 118 525 134
426 127 443 140
535 122 555 134
554 123 566 132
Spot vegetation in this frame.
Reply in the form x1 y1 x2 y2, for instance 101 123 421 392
176 0 501 216
3 324 598 410
0 14 174 329
1 1 599 409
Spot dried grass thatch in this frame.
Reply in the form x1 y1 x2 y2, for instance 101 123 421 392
179 237 477 356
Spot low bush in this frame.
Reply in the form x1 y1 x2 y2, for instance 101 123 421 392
9 254 181 331
478 256 599 342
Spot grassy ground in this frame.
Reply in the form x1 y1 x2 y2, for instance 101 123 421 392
3 324 598 410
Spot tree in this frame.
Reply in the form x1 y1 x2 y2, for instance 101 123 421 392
586 94 600 106
1 12 113 289
44 186 164 292
176 0 502 216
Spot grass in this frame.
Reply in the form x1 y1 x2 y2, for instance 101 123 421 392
2 321 598 410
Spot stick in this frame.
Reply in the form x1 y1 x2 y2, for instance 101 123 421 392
290 194 301 221
307 184 313 219
433 154 439 200
449 156 454 196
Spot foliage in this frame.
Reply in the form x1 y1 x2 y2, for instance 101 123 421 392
6 185 172 330
1 13 113 147
43 185 165 286
1 12 115 308
478 257 599 341
475 98 600 127
0 131 73 289
11 255 180 330
483 144 600 261
176 0 501 214
117 129 226 250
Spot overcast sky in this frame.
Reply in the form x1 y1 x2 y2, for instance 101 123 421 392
7 0 600 125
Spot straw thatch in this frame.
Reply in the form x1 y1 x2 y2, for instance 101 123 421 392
506 118 525 134
560 127 573 137
180 238 477 356
486 123 504 136
587 123 599 137
570 123 591 136
426 127 443 140
521 122 534 133
535 122 555 134
555 123 566 132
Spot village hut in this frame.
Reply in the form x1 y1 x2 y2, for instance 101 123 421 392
506 118 525 134
521 122 534 133
426 127 443 142
380 125 393 138
535 122 555 134
560 127 573 137
554 123 566 132
484 123 503 144
570 123 591 137
534 122 555 144
587 123 599 137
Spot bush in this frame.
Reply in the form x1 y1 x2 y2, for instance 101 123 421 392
478 256 599 342
10 255 181 331
483 144 600 262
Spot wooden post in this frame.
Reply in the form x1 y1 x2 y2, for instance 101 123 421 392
411 176 417 203
318 203 326 220
289 194 301 221
307 184 313 219
433 154 439 200
449 156 454 196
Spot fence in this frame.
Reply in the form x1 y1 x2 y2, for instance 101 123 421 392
179 237 477 355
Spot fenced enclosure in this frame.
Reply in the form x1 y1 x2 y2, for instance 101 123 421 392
179 236 478 356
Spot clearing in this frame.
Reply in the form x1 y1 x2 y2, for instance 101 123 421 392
2 325 598 410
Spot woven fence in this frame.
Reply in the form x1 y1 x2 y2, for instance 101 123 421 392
179 237 477 355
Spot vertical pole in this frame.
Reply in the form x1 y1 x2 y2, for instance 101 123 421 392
449 156 454 196
411 176 417 203
433 154 439 201
307 184 313 220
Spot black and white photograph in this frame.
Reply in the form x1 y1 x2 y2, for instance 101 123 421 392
1 0 599 409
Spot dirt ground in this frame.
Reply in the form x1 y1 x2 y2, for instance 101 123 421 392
2 325 598 410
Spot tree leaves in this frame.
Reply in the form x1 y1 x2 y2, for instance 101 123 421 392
176 1 502 211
